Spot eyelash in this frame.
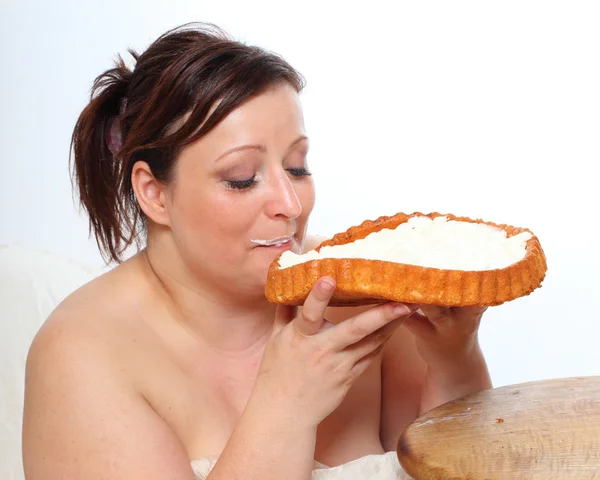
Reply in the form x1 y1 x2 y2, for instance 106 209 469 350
226 168 312 191
288 167 312 178
226 177 258 190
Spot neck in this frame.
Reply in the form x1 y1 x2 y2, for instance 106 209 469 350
138 246 277 355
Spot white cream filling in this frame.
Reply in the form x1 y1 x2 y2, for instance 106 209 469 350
278 215 532 271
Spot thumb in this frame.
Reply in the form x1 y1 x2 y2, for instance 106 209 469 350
293 277 336 336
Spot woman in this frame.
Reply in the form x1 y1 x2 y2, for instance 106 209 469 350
22 23 492 479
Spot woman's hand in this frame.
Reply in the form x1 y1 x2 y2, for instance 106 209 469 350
252 276 413 430
402 304 492 413
403 305 487 367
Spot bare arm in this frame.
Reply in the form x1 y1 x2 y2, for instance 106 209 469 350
206 389 317 480
329 305 490 451
380 309 492 449
418 341 492 414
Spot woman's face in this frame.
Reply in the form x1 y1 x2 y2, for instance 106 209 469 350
164 83 315 295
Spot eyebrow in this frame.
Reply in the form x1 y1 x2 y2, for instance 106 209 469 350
215 135 309 162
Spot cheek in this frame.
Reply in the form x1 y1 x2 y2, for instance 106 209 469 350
167 183 220 242
180 188 265 248
179 197 249 236
212 200 258 234
298 180 316 218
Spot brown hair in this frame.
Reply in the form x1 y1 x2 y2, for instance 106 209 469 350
70 22 306 264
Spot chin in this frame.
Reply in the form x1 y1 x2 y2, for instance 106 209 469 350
239 260 272 292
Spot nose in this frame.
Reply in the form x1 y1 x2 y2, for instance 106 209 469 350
265 170 302 220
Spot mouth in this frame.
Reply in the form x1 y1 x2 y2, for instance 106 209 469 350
251 234 295 248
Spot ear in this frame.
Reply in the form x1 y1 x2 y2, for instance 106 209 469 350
131 161 171 227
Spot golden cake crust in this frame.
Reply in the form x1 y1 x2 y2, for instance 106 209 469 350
265 212 547 308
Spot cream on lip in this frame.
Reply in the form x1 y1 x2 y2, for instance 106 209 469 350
251 234 295 247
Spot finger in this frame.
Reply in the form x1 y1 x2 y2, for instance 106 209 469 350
294 277 336 336
273 304 298 334
419 305 487 328
343 316 404 361
403 303 422 312
326 302 411 350
403 311 436 339
419 305 451 325
348 341 387 380
420 305 456 331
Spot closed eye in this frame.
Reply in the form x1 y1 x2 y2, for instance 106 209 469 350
225 168 310 191
226 176 258 190
287 168 312 178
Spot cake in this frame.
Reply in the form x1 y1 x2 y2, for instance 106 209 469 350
265 212 547 307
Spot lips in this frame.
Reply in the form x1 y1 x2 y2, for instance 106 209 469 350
251 234 295 247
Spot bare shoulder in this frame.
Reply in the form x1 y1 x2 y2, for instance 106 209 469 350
22 269 194 479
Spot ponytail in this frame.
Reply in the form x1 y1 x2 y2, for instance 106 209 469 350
70 54 137 264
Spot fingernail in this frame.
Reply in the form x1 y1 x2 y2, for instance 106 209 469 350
321 279 335 292
393 304 411 316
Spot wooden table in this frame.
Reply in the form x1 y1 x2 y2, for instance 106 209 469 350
397 376 600 479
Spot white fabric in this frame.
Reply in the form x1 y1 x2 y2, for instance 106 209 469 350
191 452 411 479
0 244 104 480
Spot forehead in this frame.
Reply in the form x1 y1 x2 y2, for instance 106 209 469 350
180 83 305 165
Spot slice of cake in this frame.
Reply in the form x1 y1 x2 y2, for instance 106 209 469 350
265 212 547 307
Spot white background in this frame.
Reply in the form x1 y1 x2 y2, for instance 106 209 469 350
1 0 599 387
